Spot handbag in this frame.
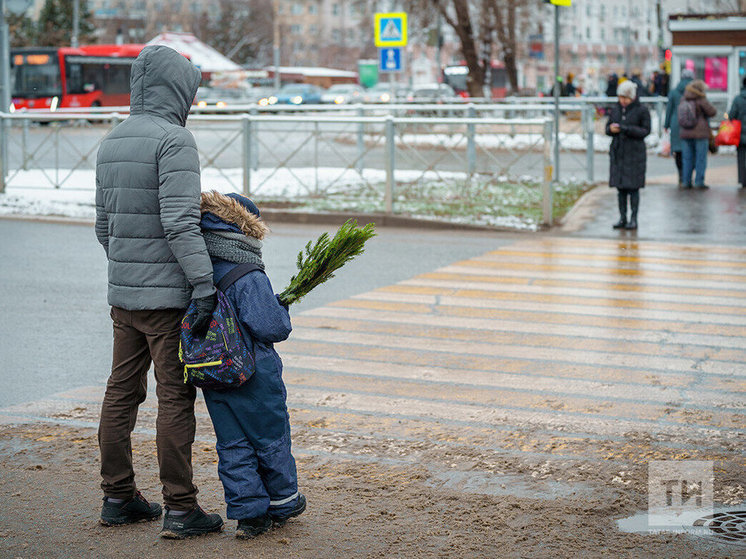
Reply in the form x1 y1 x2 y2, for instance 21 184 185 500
715 119 741 146
709 128 719 154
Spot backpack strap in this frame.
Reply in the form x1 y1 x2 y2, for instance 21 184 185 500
216 263 264 292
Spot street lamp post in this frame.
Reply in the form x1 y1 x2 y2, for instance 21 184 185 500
0 0 8 193
72 0 79 48
273 0 281 90
553 3 560 183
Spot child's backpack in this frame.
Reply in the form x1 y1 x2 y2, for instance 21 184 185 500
179 263 263 390
677 99 698 129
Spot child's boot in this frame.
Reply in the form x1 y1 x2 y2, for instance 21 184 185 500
269 493 307 527
236 514 272 539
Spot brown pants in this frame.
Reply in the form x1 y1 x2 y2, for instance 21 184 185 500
99 307 198 510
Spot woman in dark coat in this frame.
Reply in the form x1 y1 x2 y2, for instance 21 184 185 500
727 76 746 188
606 80 651 230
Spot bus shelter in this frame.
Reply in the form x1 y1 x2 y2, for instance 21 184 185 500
669 14 746 117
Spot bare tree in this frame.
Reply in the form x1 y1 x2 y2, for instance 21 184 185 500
488 0 519 94
405 0 536 96
196 0 274 66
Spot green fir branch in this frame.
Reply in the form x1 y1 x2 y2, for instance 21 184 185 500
278 220 376 306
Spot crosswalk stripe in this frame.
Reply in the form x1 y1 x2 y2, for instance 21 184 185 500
300 306 746 353
291 312 746 363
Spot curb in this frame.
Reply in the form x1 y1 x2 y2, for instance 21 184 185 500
0 209 531 233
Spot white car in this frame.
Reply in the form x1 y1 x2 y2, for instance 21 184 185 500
320 84 365 104
363 82 407 103
405 83 458 103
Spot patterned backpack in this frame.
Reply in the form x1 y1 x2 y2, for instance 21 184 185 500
179 263 262 390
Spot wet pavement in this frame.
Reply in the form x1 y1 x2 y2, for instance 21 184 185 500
564 156 746 244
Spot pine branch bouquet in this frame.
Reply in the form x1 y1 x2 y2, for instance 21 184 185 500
278 219 376 306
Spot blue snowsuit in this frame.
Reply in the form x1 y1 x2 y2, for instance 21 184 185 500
199 196 299 521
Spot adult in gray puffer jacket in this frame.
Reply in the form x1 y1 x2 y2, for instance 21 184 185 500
94 45 223 538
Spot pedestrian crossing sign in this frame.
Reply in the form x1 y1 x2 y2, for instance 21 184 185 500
375 12 407 47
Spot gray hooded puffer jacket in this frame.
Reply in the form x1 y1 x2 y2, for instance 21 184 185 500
95 45 215 310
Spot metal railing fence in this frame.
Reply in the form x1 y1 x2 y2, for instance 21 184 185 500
1 110 558 225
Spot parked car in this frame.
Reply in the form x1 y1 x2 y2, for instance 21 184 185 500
363 82 407 103
405 83 458 103
320 84 365 104
194 86 257 111
267 83 324 105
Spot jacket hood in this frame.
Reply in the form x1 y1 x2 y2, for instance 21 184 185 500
676 77 692 93
200 191 268 240
129 45 200 126
684 80 707 100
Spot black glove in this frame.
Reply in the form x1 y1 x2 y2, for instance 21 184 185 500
191 293 218 336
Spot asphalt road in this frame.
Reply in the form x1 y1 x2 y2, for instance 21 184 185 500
0 218 514 408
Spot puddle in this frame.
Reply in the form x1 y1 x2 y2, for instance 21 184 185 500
617 506 746 547
426 468 607 500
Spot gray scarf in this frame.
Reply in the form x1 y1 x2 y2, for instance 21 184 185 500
203 231 265 269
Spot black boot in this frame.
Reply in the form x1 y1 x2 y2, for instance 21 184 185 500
161 506 224 539
236 514 272 539
613 190 627 229
625 190 639 230
100 491 162 526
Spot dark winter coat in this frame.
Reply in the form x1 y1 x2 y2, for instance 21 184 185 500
679 81 716 140
199 192 296 520
606 99 651 190
727 88 746 145
95 45 214 310
198 192 292 378
663 77 692 153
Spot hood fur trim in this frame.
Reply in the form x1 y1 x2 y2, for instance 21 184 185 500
200 191 268 240
685 80 707 99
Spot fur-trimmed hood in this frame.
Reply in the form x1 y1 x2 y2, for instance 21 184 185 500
684 79 707 100
200 191 268 240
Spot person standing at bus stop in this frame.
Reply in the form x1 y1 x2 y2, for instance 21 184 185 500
606 80 651 230
679 79 717 189
727 76 746 188
664 69 694 186
95 45 224 539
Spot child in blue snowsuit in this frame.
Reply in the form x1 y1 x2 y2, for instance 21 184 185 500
199 190 305 539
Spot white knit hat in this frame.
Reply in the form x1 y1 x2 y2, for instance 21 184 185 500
617 80 637 99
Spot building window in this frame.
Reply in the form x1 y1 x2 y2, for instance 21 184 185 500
332 3 339 16
332 28 341 42
309 3 317 14
291 24 302 34
291 3 303 15
586 27 590 39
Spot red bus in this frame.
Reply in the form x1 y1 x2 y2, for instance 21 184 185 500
442 61 509 99
10 44 146 110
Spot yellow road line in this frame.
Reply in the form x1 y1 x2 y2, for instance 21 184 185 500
420 271 746 299
439 264 746 291
380 284 746 318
